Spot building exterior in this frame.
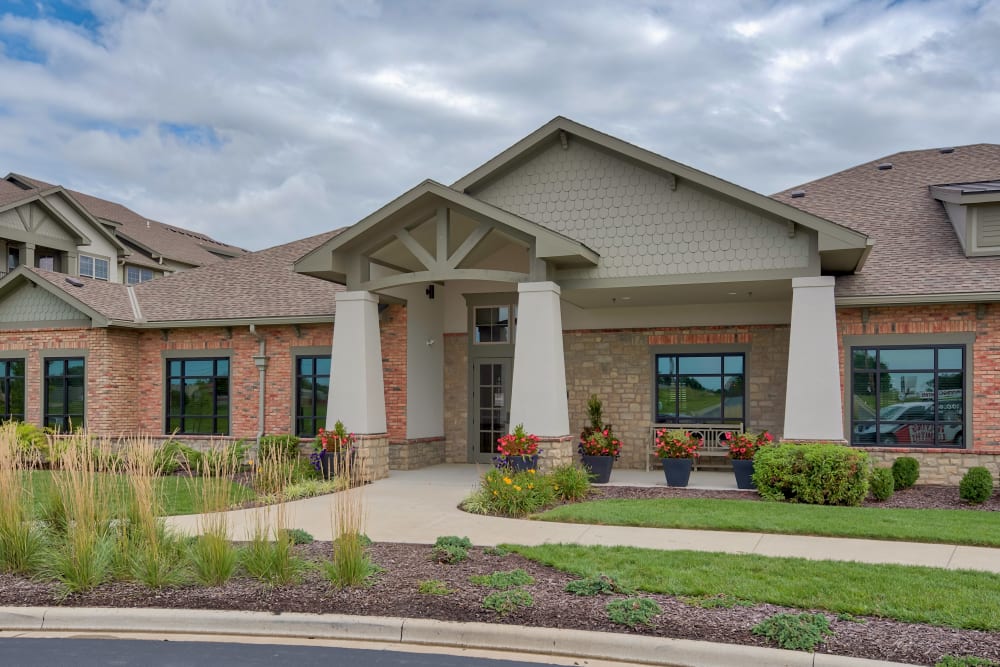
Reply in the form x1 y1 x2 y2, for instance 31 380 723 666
1 119 998 484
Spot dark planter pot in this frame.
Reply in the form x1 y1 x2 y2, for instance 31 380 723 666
320 449 357 480
500 455 539 472
580 454 614 483
662 457 693 487
732 458 756 489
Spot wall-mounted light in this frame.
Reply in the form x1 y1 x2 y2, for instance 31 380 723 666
425 284 435 300
426 338 436 346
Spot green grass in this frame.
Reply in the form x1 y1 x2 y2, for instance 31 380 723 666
534 498 1000 547
26 471 255 516
509 543 1000 631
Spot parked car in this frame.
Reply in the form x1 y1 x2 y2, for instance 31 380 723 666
853 402 962 445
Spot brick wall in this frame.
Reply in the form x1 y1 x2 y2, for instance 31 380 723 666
380 304 407 442
837 303 1000 451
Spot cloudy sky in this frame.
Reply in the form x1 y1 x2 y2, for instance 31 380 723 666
0 0 997 250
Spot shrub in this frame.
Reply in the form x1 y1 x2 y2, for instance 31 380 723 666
959 467 994 504
477 467 556 517
279 528 314 545
241 533 305 586
869 467 895 501
258 435 301 462
565 573 633 596
418 579 451 595
549 463 591 501
325 530 378 588
892 457 920 490
753 443 870 506
197 440 250 475
469 569 534 589
936 657 999 667
188 533 239 586
153 440 202 475
482 589 534 615
752 612 833 651
433 535 471 563
14 422 47 461
606 597 662 628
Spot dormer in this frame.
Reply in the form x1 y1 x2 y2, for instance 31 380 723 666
930 180 1000 257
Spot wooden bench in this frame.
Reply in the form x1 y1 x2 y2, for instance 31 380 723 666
647 423 744 471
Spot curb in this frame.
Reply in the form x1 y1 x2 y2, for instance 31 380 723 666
0 606 917 667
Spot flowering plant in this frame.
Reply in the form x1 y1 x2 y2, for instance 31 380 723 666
579 428 622 459
497 423 540 459
316 420 355 453
723 430 772 460
654 428 702 459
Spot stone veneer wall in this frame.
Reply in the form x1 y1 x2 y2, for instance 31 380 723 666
443 333 469 463
863 448 1000 485
564 325 790 470
837 303 1000 451
389 438 446 470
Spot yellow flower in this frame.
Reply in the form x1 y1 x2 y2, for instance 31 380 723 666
513 485 522 491
553 484 559 490
248 459 254 466
503 477 512 485
493 490 498 496
528 469 536 474
527 483 534 489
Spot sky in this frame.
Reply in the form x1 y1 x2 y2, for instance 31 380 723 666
0 0 997 251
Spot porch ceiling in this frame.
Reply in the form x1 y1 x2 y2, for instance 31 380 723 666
562 278 792 308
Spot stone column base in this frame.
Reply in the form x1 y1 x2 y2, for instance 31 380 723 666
537 435 574 472
389 438 446 470
343 433 389 482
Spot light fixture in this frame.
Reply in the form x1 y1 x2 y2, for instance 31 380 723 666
425 284 435 299
426 338 436 346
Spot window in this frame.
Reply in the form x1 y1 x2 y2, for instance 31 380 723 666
473 306 513 344
166 358 230 435
0 359 25 422
79 255 109 281
44 357 85 430
295 355 330 437
655 353 745 423
851 346 964 447
126 266 155 284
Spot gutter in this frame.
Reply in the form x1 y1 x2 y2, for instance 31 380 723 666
248 324 268 445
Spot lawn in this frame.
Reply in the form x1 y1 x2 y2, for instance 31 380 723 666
534 497 1000 547
25 470 255 516
510 543 1000 631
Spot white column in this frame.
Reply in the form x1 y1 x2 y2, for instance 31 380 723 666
328 291 386 434
509 281 569 437
783 276 845 441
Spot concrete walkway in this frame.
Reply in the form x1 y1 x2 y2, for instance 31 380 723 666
165 464 1000 574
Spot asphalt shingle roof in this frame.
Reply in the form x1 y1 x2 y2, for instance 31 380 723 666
30 268 137 322
772 143 1000 299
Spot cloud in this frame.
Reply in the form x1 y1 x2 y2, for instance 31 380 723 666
0 0 996 250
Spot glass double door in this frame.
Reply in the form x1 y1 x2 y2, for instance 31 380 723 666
471 358 512 463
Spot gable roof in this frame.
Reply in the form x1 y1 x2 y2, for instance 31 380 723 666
452 116 870 270
773 143 1000 302
3 173 246 269
0 232 343 327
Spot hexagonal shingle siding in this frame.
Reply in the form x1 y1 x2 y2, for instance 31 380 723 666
471 139 811 280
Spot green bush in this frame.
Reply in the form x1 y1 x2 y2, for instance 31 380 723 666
936 656 999 667
751 612 833 651
432 536 471 564
959 467 994 504
258 435 301 462
892 457 920 490
482 589 534 615
869 467 895 501
14 422 47 461
279 528 314 545
197 440 249 474
565 573 633 596
605 597 662 628
753 443 870 506
417 579 451 595
548 463 591 501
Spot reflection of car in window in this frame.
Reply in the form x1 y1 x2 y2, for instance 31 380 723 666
853 402 962 445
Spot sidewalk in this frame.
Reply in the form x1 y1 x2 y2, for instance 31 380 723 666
165 464 1000 573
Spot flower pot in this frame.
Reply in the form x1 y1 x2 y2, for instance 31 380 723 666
580 454 614 483
662 458 693 487
500 454 539 472
320 450 357 480
731 458 756 489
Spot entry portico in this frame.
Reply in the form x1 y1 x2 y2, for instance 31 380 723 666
296 117 871 478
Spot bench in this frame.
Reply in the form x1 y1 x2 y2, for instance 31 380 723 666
647 423 744 471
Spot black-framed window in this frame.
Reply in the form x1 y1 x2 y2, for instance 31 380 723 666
166 358 230 435
0 358 25 422
851 346 964 447
44 357 84 430
655 353 745 423
295 355 330 437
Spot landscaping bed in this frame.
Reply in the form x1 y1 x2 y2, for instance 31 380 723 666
0 542 997 666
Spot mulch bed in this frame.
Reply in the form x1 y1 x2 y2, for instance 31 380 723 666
0 541 997 666
591 483 1000 511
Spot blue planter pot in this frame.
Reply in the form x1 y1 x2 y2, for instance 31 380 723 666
662 458 693 487
732 458 756 489
580 454 614 483
500 455 539 472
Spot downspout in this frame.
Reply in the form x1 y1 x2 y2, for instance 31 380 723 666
249 324 268 445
